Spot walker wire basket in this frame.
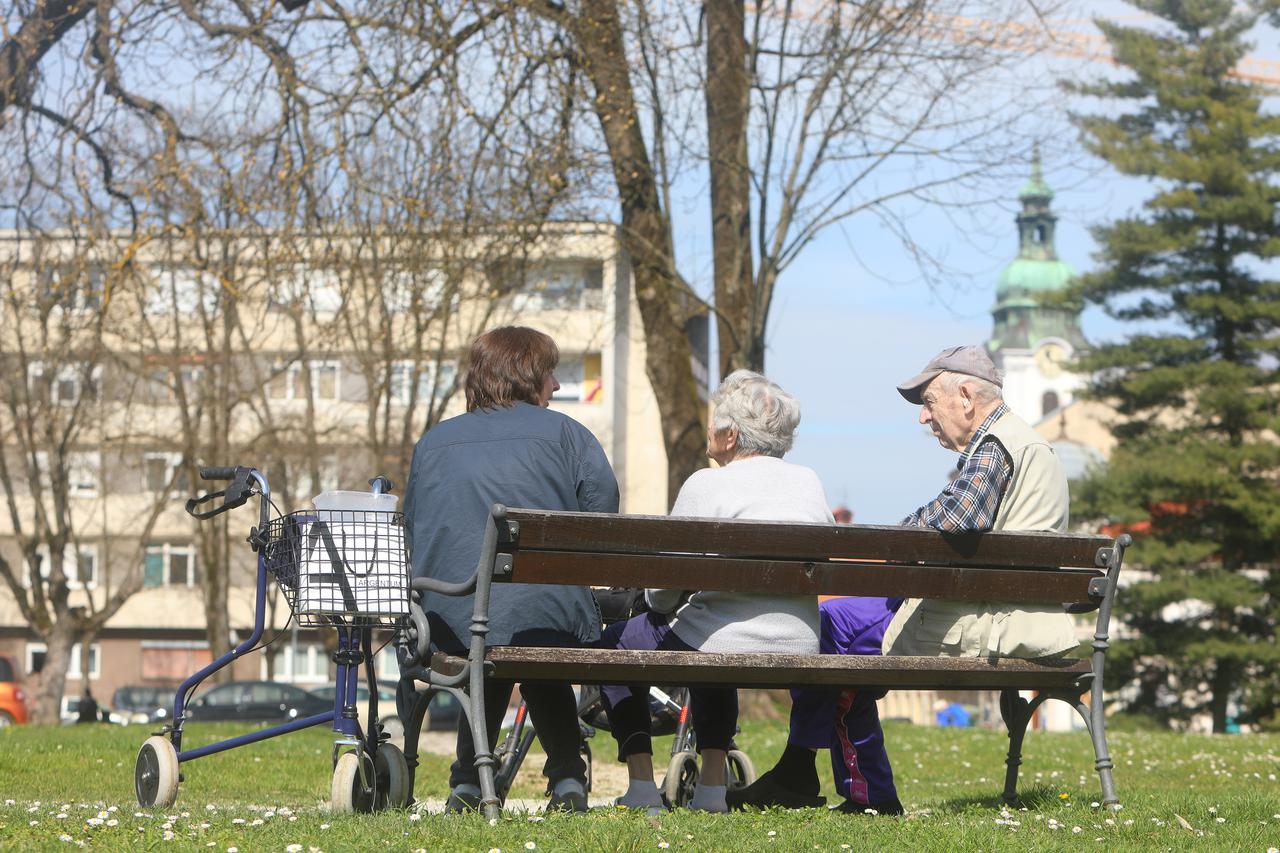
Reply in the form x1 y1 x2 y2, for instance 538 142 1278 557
263 509 411 628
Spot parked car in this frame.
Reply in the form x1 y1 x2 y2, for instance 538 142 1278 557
110 685 172 725
186 680 330 724
425 687 462 729
307 683 461 736
0 654 29 726
60 694 113 725
308 683 404 737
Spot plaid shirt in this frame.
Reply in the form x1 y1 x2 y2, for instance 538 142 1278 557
902 403 1012 532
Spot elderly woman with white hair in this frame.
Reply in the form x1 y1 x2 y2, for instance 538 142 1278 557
598 369 833 814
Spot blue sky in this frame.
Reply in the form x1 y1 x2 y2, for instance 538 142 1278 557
689 3 1280 523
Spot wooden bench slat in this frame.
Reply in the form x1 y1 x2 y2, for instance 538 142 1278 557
505 550 1103 605
432 649 1092 691
503 510 1111 569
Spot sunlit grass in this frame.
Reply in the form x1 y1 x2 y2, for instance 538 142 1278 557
1 716 1278 851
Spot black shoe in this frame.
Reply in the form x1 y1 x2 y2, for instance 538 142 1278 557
444 790 482 813
726 768 826 811
832 797 905 816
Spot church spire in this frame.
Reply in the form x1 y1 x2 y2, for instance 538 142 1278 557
1015 145 1059 262
988 149 1087 353
986 149 1090 427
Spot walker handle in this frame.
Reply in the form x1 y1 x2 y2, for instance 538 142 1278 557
187 466 260 520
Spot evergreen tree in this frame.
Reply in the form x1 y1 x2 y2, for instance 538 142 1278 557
1068 0 1280 733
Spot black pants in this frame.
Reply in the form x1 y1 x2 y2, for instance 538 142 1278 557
449 679 587 789
599 611 738 761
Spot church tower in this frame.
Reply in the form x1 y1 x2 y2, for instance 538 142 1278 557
987 150 1088 425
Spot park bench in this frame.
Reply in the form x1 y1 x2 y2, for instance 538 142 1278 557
400 505 1129 819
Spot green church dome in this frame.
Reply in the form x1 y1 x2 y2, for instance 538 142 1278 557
987 149 1088 353
996 256 1076 299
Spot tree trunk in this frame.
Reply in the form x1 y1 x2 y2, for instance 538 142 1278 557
704 0 758 377
570 1 707 502
31 622 76 724
202 522 232 678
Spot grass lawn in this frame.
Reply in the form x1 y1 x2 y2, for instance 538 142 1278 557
1 714 1278 851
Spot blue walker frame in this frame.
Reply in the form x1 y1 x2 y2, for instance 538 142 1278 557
133 466 409 812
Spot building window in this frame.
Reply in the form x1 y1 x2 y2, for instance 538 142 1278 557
26 642 100 680
39 265 104 313
311 361 340 400
268 361 341 401
32 450 99 496
75 546 98 589
384 268 449 315
511 261 604 311
388 360 456 405
28 362 101 406
268 267 343 314
144 543 199 588
265 643 329 684
550 354 603 404
69 452 101 498
27 544 97 590
147 268 219 316
144 452 188 493
1042 391 1060 417
267 362 294 400
141 641 211 680
149 365 203 403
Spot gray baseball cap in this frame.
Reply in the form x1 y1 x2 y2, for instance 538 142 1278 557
896 345 1001 404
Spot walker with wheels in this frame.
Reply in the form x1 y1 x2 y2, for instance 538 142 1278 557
133 465 412 813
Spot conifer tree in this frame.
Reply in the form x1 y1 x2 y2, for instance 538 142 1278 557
1069 0 1280 732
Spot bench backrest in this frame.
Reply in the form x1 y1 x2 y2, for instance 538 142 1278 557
492 509 1117 608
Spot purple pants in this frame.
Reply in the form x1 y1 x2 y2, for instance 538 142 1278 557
788 597 899 807
598 611 738 761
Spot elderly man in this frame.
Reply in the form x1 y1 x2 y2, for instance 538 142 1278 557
729 345 1078 816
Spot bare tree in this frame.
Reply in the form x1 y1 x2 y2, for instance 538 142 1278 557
0 228 179 722
2 0 589 687
0 0 1071 585
0 0 1067 720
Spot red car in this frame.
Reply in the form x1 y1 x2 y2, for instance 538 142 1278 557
0 654 30 726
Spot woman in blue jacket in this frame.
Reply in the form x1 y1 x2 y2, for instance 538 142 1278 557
404 326 619 813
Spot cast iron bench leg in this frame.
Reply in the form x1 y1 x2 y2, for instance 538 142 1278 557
1071 692 1120 809
999 689 1034 804
400 685 431 808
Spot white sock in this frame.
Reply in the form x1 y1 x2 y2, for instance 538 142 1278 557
688 783 727 813
616 778 662 808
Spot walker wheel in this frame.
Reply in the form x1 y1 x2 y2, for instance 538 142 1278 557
331 750 377 813
662 750 699 808
135 736 180 808
727 749 756 792
375 744 410 810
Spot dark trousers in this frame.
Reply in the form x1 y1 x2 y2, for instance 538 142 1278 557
599 611 738 761
449 679 587 789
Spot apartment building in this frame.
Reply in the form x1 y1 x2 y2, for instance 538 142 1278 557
0 223 707 720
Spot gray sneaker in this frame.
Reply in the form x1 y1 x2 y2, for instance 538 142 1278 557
444 789 483 813
547 779 588 813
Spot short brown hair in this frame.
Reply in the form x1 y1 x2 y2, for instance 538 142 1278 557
465 326 560 411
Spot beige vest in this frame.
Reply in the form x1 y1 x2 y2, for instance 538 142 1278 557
882 408 1080 659
988 412 1070 533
